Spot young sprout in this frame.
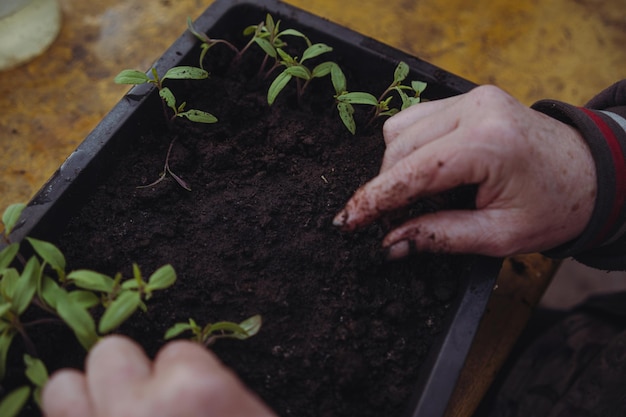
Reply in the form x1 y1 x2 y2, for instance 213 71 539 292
243 13 311 77
114 66 217 191
186 16 240 69
333 61 428 134
165 314 262 347
267 43 336 105
114 66 217 124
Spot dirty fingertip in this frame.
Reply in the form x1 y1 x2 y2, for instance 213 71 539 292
332 209 349 228
385 240 410 260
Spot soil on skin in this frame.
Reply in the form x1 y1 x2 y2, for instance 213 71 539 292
8 39 473 417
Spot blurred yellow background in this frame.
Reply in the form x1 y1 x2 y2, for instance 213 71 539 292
0 0 623 211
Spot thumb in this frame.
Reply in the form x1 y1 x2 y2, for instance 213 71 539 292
382 209 521 258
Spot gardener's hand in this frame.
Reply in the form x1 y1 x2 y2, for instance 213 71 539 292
333 85 596 258
42 335 277 417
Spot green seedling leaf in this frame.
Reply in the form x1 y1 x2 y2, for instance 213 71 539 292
254 37 277 58
24 354 48 407
0 243 19 270
68 290 100 309
393 61 409 83
24 354 48 387
311 61 335 78
1 268 19 300
207 321 249 338
277 28 310 45
146 264 177 292
26 237 66 279
164 322 194 340
163 66 209 81
337 102 356 135
239 314 262 338
285 65 310 80
159 87 177 111
337 92 379 106
301 43 332 63
99 290 142 334
186 16 209 42
2 203 25 236
330 63 346 94
55 289 99 350
114 69 151 85
267 71 292 105
12 256 40 315
0 331 16 380
0 386 30 417
67 270 114 293
0 302 11 317
412 80 428 94
265 13 276 33
40 276 62 309
179 109 218 124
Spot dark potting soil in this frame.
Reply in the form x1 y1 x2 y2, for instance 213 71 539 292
11 45 474 417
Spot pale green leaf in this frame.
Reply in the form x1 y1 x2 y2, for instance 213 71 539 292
254 37 276 58
0 331 16 380
68 290 100 309
311 62 335 78
40 276 63 309
0 243 19 270
330 63 346 94
163 66 208 81
0 386 30 417
55 290 99 350
239 314 262 338
159 87 177 111
146 264 177 291
164 322 193 340
24 354 48 387
337 102 356 135
301 43 332 63
277 28 310 45
0 303 11 317
114 69 150 85
393 61 409 83
2 203 25 236
98 291 141 334
178 109 218 124
267 71 292 105
285 65 310 80
412 80 428 94
207 321 248 338
67 270 115 293
26 237 65 276
1 268 19 300
337 91 379 106
13 256 40 315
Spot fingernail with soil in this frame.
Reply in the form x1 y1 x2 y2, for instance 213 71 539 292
332 209 348 227
385 240 410 260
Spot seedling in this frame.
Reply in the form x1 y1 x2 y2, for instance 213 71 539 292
114 66 217 124
187 17 240 69
333 61 427 134
267 43 337 105
243 13 311 77
0 204 177 415
115 66 217 191
0 354 47 417
165 314 262 347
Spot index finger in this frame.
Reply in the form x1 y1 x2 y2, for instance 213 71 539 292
333 130 490 231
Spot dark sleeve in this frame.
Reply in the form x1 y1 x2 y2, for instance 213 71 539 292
530 80 626 271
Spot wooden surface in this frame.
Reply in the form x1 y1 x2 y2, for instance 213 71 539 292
0 0 623 415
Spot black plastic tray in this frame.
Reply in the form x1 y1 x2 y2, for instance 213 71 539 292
7 1 501 416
